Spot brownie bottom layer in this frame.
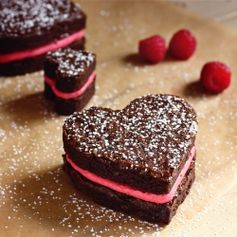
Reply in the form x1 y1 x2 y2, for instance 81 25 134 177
45 80 95 115
64 159 195 224
0 38 85 77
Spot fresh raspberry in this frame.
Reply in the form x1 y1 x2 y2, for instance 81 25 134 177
139 35 166 63
200 61 231 93
168 29 196 60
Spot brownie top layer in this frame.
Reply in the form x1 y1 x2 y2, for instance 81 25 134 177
0 0 84 38
63 94 198 181
46 48 95 77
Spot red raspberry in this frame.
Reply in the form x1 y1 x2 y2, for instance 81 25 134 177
200 61 231 93
139 35 166 63
169 29 196 60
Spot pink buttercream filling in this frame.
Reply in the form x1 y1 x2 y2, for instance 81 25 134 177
0 30 85 64
65 146 195 204
44 71 96 99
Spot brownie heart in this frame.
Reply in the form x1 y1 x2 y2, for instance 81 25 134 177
63 94 197 193
44 48 96 115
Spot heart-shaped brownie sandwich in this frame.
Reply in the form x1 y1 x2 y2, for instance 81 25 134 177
44 48 96 115
63 94 198 224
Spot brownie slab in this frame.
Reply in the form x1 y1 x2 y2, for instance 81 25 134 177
64 157 195 224
44 48 96 115
0 0 86 76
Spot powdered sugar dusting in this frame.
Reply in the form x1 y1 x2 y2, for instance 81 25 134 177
64 94 198 177
47 48 95 77
0 0 83 37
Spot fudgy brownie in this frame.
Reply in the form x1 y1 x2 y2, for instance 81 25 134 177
64 157 195 224
63 94 198 224
0 0 86 76
44 48 96 115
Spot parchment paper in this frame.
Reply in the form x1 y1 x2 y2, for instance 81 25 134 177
0 1 237 236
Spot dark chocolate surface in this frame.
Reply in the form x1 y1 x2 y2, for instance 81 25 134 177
64 157 195 224
44 48 96 92
63 95 198 193
0 0 86 53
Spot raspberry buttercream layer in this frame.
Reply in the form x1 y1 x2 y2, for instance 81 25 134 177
65 146 195 204
44 70 96 100
0 30 85 64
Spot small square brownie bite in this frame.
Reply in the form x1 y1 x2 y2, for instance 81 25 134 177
0 0 86 76
44 48 96 115
63 94 198 224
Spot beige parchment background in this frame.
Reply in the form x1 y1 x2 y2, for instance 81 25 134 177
0 1 237 236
